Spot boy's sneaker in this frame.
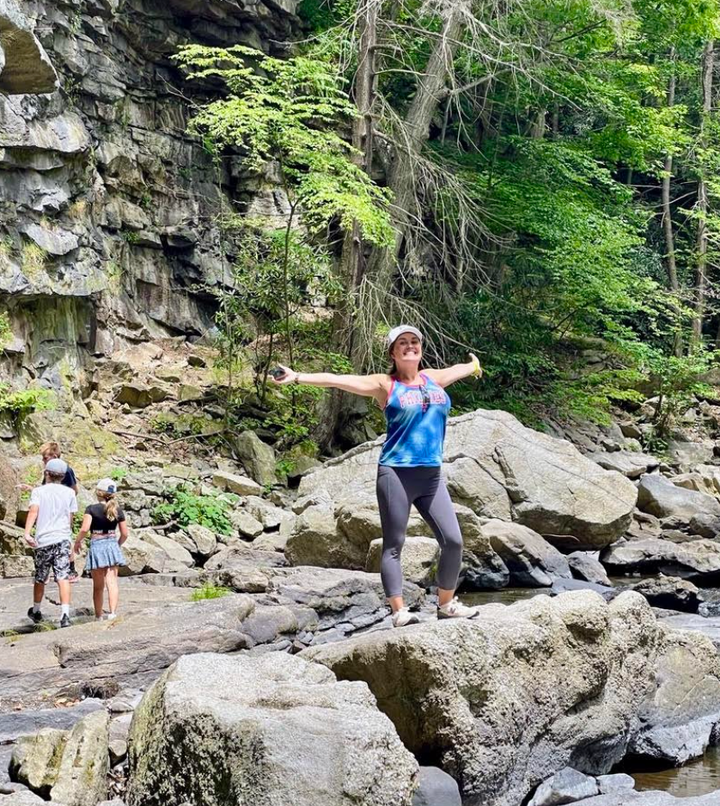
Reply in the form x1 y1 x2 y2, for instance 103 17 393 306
391 607 420 628
437 597 479 620
27 607 43 624
60 614 71 628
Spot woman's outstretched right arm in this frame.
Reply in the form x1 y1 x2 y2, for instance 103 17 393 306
273 366 389 405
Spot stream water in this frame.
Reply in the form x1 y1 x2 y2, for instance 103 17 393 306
460 584 720 798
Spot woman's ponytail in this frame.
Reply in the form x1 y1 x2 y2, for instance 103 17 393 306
98 490 119 521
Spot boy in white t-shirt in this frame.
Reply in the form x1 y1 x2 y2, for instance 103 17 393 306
23 458 78 628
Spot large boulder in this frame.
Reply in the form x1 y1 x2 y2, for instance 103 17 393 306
304 592 666 806
636 474 720 520
481 520 572 587
119 533 191 576
366 536 439 587
298 410 637 550
10 711 109 806
285 500 390 570
629 626 720 765
233 430 277 487
601 538 720 579
126 653 418 806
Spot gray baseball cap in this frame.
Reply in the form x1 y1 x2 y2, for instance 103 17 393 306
45 458 68 474
386 325 423 350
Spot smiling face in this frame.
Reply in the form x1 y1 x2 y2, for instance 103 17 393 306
390 332 423 370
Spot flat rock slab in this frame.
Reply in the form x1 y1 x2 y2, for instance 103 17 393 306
0 594 306 708
264 566 423 637
601 539 720 579
0 577 201 633
0 698 104 742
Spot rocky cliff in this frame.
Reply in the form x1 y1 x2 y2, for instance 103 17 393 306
0 0 297 405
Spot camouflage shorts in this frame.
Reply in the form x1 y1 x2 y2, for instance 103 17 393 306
34 541 71 584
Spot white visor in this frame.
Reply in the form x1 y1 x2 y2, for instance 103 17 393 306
386 325 423 350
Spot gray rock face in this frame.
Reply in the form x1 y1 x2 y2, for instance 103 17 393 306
299 410 637 551
0 0 299 406
126 653 418 806
0 0 58 94
637 474 720 520
483 519 572 587
303 592 666 806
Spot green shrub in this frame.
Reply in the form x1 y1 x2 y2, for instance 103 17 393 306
0 386 53 429
152 487 232 535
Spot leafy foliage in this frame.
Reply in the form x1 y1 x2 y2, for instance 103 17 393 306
152 487 232 535
0 386 53 429
174 44 393 245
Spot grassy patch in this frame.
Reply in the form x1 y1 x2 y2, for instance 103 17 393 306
189 583 230 602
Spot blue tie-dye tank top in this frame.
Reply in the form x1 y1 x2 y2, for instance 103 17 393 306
379 373 451 467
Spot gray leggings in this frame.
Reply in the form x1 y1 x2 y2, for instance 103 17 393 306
376 465 463 598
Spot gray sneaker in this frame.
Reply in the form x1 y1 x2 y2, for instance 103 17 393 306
392 607 420 628
437 597 479 620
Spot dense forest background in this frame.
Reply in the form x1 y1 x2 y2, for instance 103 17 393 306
172 0 720 451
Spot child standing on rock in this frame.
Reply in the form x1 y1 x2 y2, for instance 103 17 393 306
74 479 127 622
21 442 81 581
24 458 78 628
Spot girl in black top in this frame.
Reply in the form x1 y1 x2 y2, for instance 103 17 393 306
73 478 128 621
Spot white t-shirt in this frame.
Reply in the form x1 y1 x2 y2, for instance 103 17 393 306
29 484 78 547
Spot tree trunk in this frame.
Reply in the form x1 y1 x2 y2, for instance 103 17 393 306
662 60 678 294
661 50 682 356
315 0 378 451
365 1 467 302
692 40 714 348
